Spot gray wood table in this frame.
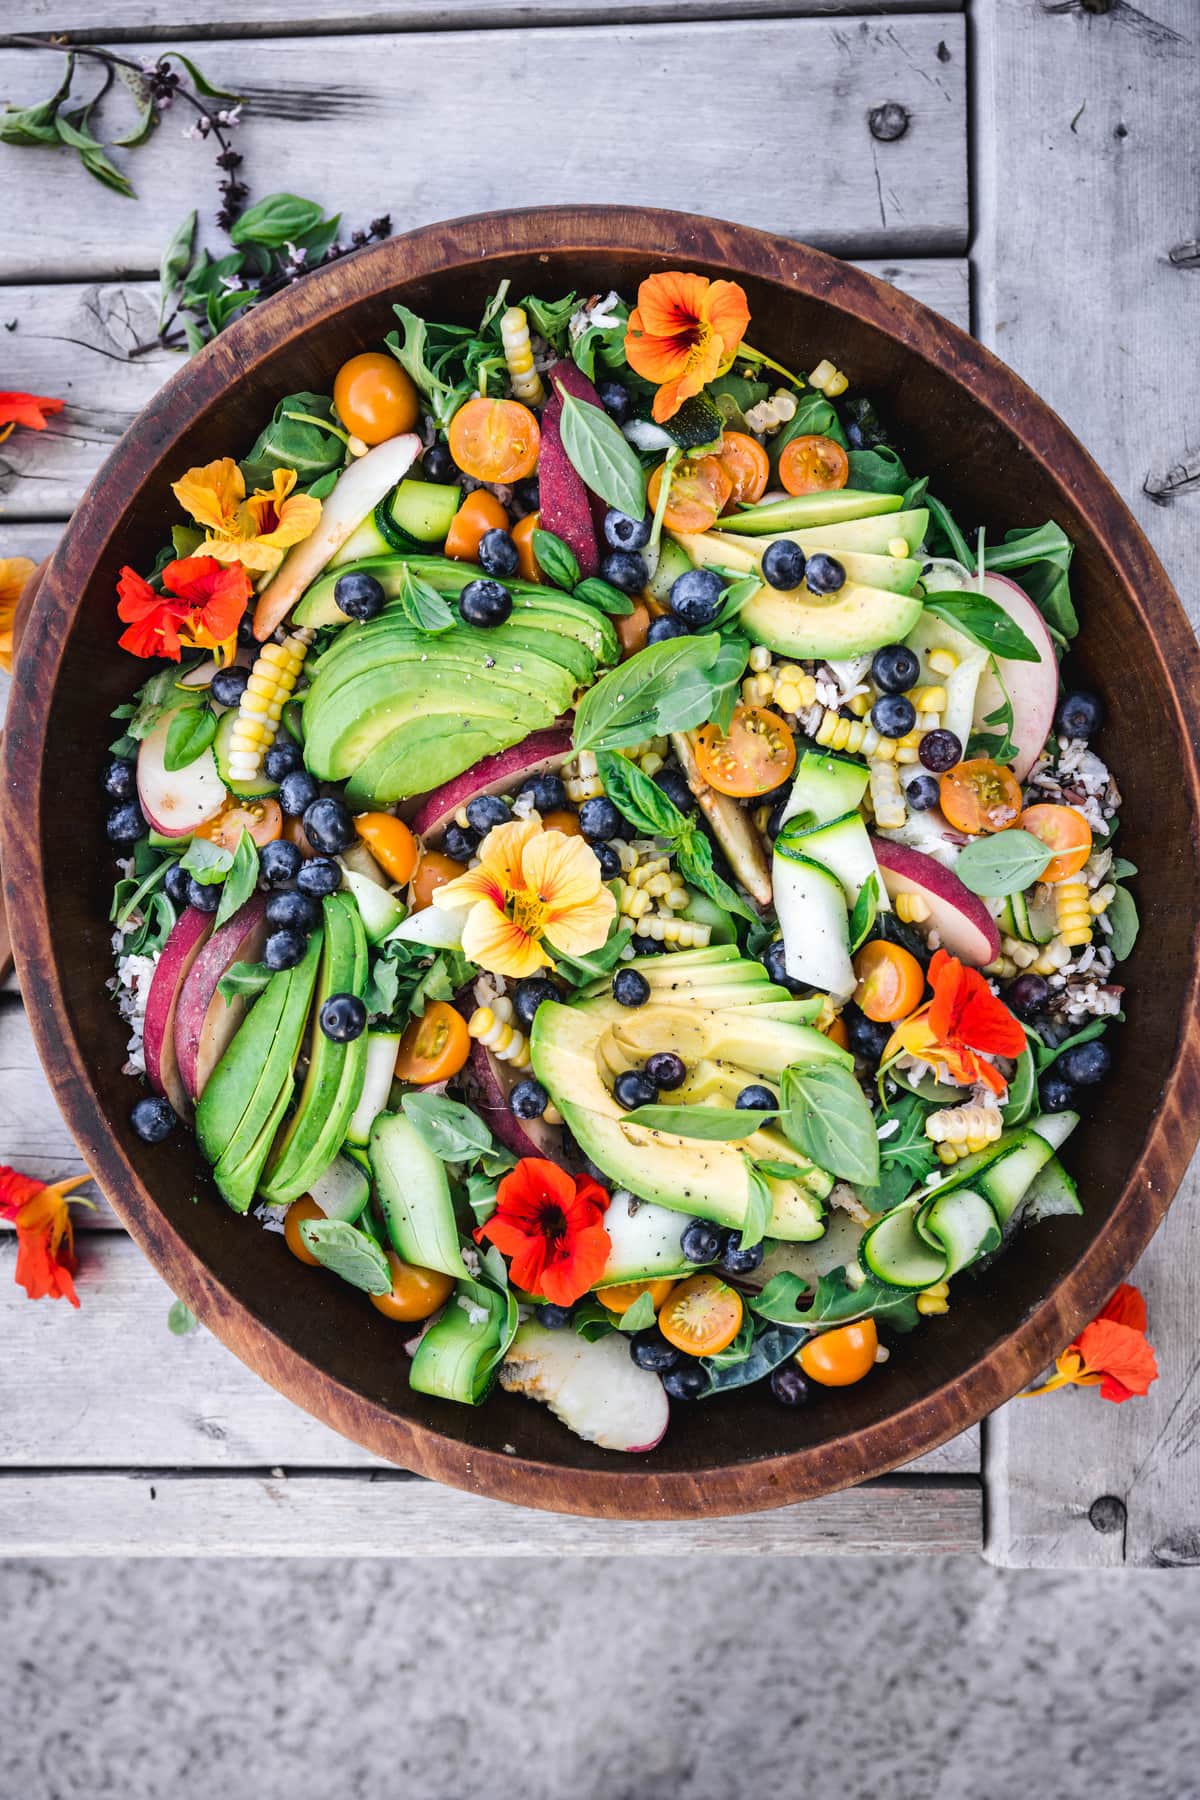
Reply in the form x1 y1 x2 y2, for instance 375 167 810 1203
0 0 1194 1565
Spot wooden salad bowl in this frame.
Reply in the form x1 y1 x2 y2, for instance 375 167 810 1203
5 208 1199 1519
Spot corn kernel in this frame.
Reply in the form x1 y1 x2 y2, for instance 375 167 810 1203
1055 878 1092 948
468 1004 531 1069
911 685 947 714
895 891 930 924
748 644 773 673
500 306 545 405
808 359 837 390
927 648 959 676
1089 882 1117 916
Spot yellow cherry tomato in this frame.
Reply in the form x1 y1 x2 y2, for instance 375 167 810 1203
333 352 419 444
597 1277 676 1316
1018 803 1093 884
939 759 1023 835
354 811 419 885
693 704 797 798
853 940 926 1023
658 1273 744 1356
393 1000 471 1085
409 849 465 910
370 1251 456 1322
798 1317 879 1386
284 1195 325 1266
448 396 540 484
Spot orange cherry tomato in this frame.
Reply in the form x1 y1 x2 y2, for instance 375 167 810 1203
369 1251 456 1322
512 510 542 583
409 849 466 910
448 396 540 484
199 797 283 850
798 1317 878 1386
823 1014 850 1051
693 705 797 798
354 812 418 885
616 602 651 659
598 1277 676 1316
541 809 582 837
1018 803 1093 884
393 999 470 1085
938 758 1024 835
658 1273 744 1357
444 488 509 562
716 431 770 508
333 352 419 445
284 1195 325 1266
853 939 926 1023
282 812 316 859
778 434 850 496
647 455 733 533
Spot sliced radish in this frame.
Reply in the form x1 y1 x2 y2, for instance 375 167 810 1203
460 1037 566 1164
872 837 1000 966
173 895 269 1100
409 728 573 839
137 706 227 838
142 908 213 1118
972 573 1060 780
499 1321 669 1452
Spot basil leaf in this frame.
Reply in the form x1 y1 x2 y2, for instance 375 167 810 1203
395 564 455 633
0 53 75 146
597 751 689 840
214 830 260 931
164 704 217 773
701 1323 808 1394
401 1091 495 1162
846 445 910 495
531 528 581 592
556 386 646 518
572 575 634 617
299 1218 393 1295
674 830 757 924
710 577 762 630
180 838 233 884
162 51 242 101
1106 884 1140 960
781 1060 880 1186
1001 1042 1038 1129
572 1296 618 1342
740 1159 773 1252
923 591 1040 663
230 192 326 250
573 635 723 753
217 960 273 1004
848 871 880 953
620 1105 769 1140
954 830 1051 897
615 1289 659 1334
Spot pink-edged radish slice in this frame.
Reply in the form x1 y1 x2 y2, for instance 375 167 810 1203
143 908 214 1118
971 572 1060 781
137 706 227 838
173 894 269 1101
872 837 1000 966
498 1321 670 1451
539 360 602 578
461 1037 567 1165
408 728 574 839
253 431 422 640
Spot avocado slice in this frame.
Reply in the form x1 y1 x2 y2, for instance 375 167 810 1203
507 592 620 666
672 527 922 597
195 972 290 1167
722 506 929 561
726 490 904 535
304 668 559 782
743 579 924 660
293 552 546 629
345 718 536 807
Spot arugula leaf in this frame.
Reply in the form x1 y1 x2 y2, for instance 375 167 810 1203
573 635 745 753
568 295 631 381
531 529 581 591
621 1105 767 1140
394 563 455 633
701 1322 808 1394
164 704 217 773
299 1218 392 1295
858 1093 936 1213
365 940 476 1023
214 831 259 931
781 1060 880 1186
701 1312 756 1373
1105 885 1139 960
923 590 1040 663
984 522 1077 640
217 960 273 1004
615 1289 659 1334
954 830 1052 897
740 1159 773 1252
180 838 233 884
556 385 647 519
241 391 344 490
522 292 577 352
751 1266 919 1332
967 663 1020 763
572 575 634 617
401 1091 495 1163
387 305 476 431
110 856 170 929
848 872 880 953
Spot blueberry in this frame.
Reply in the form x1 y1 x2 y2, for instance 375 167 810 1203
512 978 560 1031
603 509 652 552
761 540 806 590
130 1095 176 1143
279 769 319 817
905 773 942 812
264 928 307 971
871 694 917 739
735 1084 777 1112
669 567 723 628
103 757 136 800
612 967 650 1008
106 801 145 845
536 1301 573 1329
320 992 368 1043
596 843 621 880
919 728 962 773
845 420 866 451
1031 1015 1069 1050
303 796 356 855
459 577 512 628
654 768 697 815
843 1000 891 1063
805 553 846 595
519 773 567 813
237 612 258 645
614 1070 657 1110
630 1330 680 1373
512 476 540 515
186 878 220 914
578 796 624 843
477 528 519 579
646 616 688 644
770 1363 811 1407
296 857 341 898
465 795 509 834
259 838 303 887
871 643 921 694
507 1078 548 1121
443 822 480 861
164 862 192 907
210 666 249 708
680 1218 724 1264
1058 1039 1111 1086
333 570 386 622
763 938 805 995
1007 973 1050 1018
662 1362 709 1401
599 549 649 595
1038 1073 1077 1113
266 889 320 933
646 1051 686 1090
767 797 791 839
720 1230 765 1276
422 442 457 484
264 738 304 781
1056 691 1104 740
598 379 631 424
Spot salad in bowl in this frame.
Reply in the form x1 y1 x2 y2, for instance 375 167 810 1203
101 267 1132 1454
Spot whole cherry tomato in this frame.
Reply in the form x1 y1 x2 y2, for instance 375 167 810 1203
333 352 419 444
370 1251 456 1322
798 1317 878 1386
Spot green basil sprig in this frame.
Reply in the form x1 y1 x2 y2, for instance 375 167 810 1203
781 1060 880 1186
573 635 748 753
555 384 646 519
596 750 755 923
531 528 581 591
1106 884 1139 960
394 563 454 633
298 1218 392 1295
620 1104 770 1141
572 575 634 617
163 701 215 773
923 589 1040 663
848 871 880 953
401 1091 495 1162
230 192 327 250
615 1289 659 1334
954 829 1051 897
214 830 260 930
740 1159 773 1251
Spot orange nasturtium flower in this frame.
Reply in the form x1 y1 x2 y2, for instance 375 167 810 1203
624 271 751 423
171 456 321 575
0 391 64 444
883 948 1025 1097
0 1165 94 1307
0 555 35 672
431 817 616 980
1025 1284 1159 1404
116 555 252 662
475 1158 611 1306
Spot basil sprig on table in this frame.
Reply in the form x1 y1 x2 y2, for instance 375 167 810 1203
596 749 756 922
574 636 749 754
954 829 1052 897
555 384 646 519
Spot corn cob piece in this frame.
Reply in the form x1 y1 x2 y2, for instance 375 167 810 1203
813 711 921 763
868 758 906 829
633 915 712 948
564 751 604 803
225 627 313 782
926 1102 1003 1162
808 359 848 398
468 1001 531 1068
500 306 545 405
1030 936 1075 976
1054 878 1092 948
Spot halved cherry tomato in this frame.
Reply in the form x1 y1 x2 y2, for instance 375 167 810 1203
333 352 419 445
939 758 1024 835
716 431 770 508
282 812 316 859
448 396 540 484
444 489 509 562
647 455 733 533
541 809 582 837
1018 803 1093 884
616 601 650 659
284 1195 325 1266
778 434 850 496
354 811 418 885
693 705 797 798
512 510 542 583
393 999 471 1085
370 1250 456 1322
798 1317 878 1387
409 850 466 910
598 1277 676 1316
198 797 283 850
823 1013 850 1051
853 940 926 1023
658 1273 744 1356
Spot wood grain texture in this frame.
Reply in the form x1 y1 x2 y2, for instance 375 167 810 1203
975 0 1200 1570
0 18 967 280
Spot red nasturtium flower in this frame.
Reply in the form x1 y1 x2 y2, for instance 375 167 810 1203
884 948 1025 1096
1025 1283 1159 1404
0 1165 93 1308
624 271 751 423
0 391 64 444
475 1157 611 1306
116 554 252 661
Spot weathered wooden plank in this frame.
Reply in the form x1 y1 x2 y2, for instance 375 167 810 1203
0 19 967 281
0 1470 982 1556
975 0 1200 1571
0 995 98 1194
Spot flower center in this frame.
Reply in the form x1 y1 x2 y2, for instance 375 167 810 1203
509 887 548 940
537 1202 569 1246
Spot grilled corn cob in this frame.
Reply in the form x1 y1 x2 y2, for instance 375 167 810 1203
500 306 545 405
225 628 313 782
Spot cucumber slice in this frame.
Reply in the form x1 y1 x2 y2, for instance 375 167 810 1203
369 1110 468 1280
917 1187 1000 1275
779 749 870 831
346 1031 402 1145
339 864 405 944
1022 1153 1082 1221
409 1282 505 1405
860 1199 947 1289
777 808 890 912
771 847 855 998
213 708 277 799
386 477 462 544
330 511 391 568
646 536 692 603
306 1153 371 1223
1030 1109 1080 1153
1001 891 1054 945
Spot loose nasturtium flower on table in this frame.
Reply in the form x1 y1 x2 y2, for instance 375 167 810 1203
171 456 321 574
1025 1283 1158 1403
475 1158 611 1306
624 271 750 422
116 555 252 661
0 391 63 443
0 1165 94 1308
885 948 1025 1095
0 555 35 671
432 817 616 979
